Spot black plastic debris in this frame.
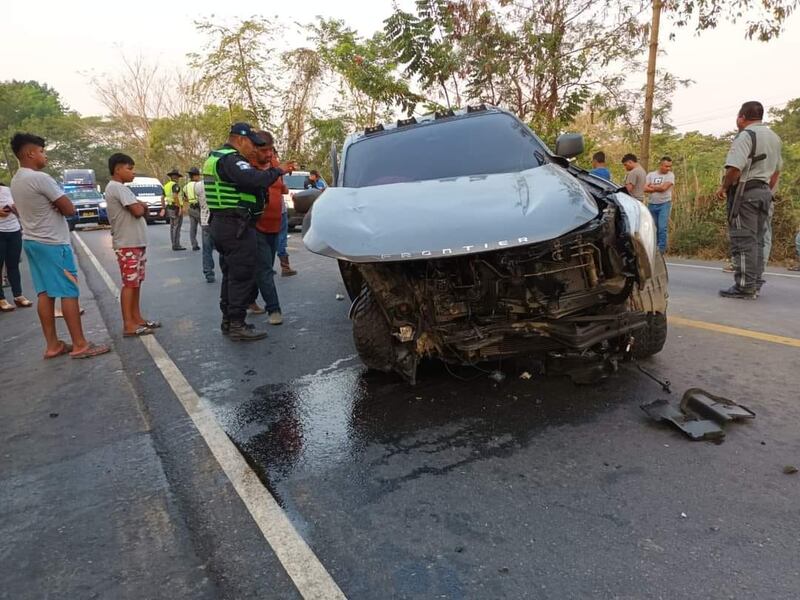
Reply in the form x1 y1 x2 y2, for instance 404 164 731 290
641 387 755 442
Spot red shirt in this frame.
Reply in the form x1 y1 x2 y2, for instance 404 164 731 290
256 157 286 234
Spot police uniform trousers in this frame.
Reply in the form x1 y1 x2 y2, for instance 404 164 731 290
208 211 256 323
727 182 772 290
167 205 183 249
188 205 201 250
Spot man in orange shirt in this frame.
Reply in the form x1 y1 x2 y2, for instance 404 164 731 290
249 130 284 325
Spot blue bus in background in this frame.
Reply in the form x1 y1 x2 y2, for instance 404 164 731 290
63 169 108 230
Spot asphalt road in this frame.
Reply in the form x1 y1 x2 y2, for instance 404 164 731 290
73 222 800 600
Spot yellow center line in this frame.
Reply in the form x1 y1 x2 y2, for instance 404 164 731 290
670 316 800 349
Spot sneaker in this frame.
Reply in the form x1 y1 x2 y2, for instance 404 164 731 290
719 285 757 300
248 303 266 314
228 322 268 341
268 310 283 325
722 262 735 273
173 246 187 251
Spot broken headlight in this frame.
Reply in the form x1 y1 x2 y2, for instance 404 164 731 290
612 192 657 281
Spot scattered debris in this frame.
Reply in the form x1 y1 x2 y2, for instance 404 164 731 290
49 413 59 418
636 363 672 393
488 370 506 383
783 466 798 475
519 371 532 380
335 294 345 301
244 369 256 376
680 512 687 519
498 567 510 574
641 388 755 442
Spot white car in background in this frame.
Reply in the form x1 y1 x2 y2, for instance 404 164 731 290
126 176 167 224
282 171 326 230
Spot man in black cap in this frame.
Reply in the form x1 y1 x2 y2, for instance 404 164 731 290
163 168 184 250
184 167 202 251
203 123 296 341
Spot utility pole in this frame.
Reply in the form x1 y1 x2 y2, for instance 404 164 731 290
641 0 663 172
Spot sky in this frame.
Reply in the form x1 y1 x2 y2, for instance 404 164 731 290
4 1 799 135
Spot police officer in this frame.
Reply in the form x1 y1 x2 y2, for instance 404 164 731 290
184 167 202 251
204 123 295 341
716 101 782 299
163 168 185 251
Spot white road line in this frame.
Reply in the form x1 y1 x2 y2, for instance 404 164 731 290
72 232 348 600
666 262 800 279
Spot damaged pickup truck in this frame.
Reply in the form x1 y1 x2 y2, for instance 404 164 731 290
303 106 668 383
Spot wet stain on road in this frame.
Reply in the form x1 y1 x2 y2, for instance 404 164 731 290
224 361 646 500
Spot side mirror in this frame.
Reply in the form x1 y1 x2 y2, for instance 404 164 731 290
555 133 584 160
329 141 340 187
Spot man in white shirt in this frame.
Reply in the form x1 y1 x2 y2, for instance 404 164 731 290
9 132 110 359
644 156 675 254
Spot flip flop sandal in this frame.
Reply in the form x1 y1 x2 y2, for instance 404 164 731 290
55 308 85 318
44 340 73 359
70 342 111 359
14 296 33 307
123 326 154 338
138 320 162 329
0 299 15 312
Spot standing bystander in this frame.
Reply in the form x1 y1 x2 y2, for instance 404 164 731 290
163 169 185 251
0 181 32 312
622 154 647 202
9 132 109 359
715 101 782 299
589 151 611 181
184 167 202 251
644 157 675 254
105 153 160 336
193 173 216 282
275 149 297 277
249 130 284 324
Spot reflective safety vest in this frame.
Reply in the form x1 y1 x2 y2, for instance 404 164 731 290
183 181 198 203
202 148 257 210
163 180 181 206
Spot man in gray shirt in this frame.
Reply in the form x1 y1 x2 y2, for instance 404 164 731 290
715 101 782 299
622 153 647 201
645 156 675 254
9 132 110 359
105 153 159 336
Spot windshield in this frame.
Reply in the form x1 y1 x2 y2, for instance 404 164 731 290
66 189 102 201
284 174 309 190
128 185 163 196
342 112 548 188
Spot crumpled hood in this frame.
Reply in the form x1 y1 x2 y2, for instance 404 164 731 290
303 163 599 262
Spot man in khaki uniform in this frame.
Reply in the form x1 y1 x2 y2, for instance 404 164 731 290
715 101 782 299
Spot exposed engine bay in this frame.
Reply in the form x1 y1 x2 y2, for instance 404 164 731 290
342 199 668 383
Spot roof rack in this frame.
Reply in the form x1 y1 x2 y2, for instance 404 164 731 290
434 109 455 119
466 104 488 113
396 117 417 128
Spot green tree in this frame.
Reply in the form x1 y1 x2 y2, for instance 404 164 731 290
189 17 277 128
0 80 65 178
314 19 425 129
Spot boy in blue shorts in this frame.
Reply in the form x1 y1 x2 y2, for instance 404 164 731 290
9 133 110 359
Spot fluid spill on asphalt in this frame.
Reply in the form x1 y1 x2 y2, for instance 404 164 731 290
222 361 644 497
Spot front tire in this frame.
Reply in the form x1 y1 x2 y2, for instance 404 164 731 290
352 287 395 372
631 312 667 359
